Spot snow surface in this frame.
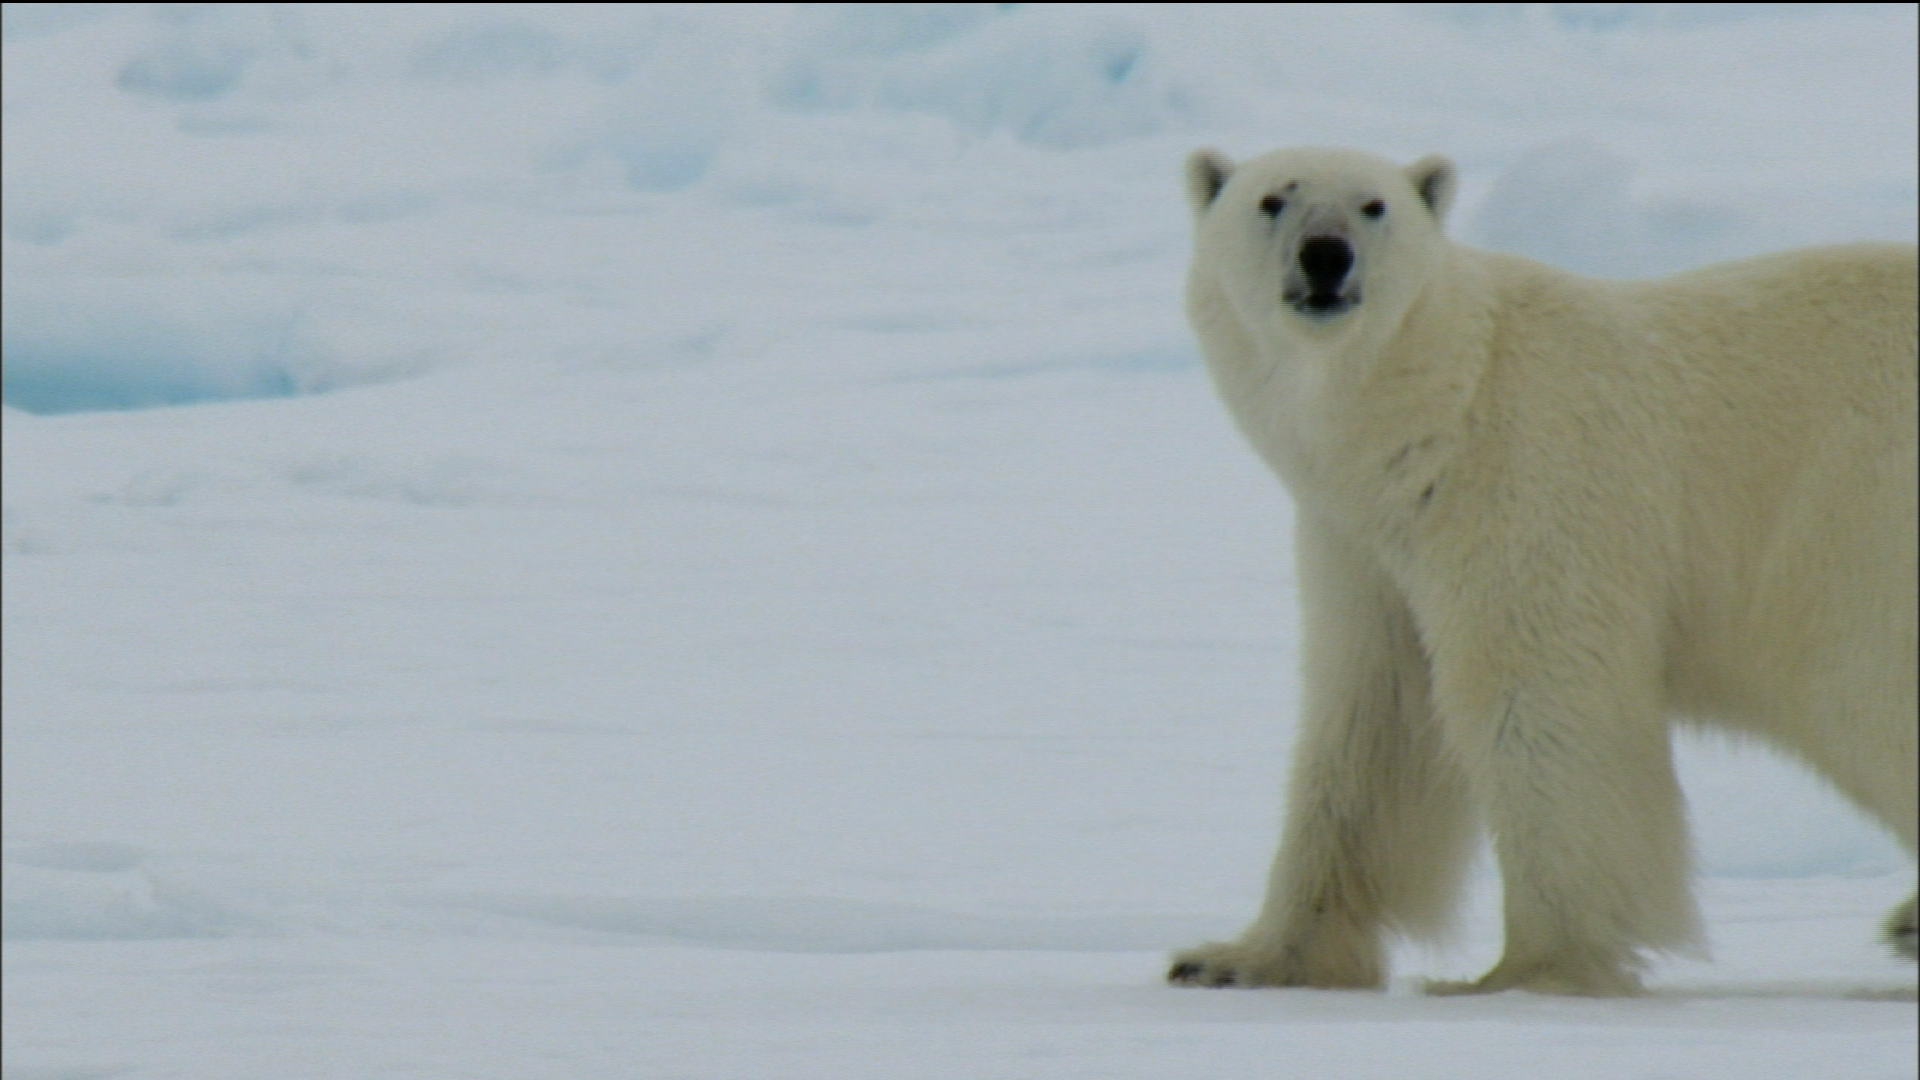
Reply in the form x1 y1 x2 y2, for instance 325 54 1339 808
3 4 1915 1077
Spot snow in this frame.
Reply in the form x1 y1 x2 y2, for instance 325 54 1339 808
3 4 1914 1077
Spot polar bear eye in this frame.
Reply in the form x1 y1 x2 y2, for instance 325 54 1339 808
1259 194 1286 217
1362 199 1386 219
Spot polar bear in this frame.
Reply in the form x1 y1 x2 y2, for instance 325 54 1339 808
1168 146 1918 996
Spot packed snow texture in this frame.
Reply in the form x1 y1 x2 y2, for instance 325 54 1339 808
3 4 1915 1078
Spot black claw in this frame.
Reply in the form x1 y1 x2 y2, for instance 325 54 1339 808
1170 961 1239 987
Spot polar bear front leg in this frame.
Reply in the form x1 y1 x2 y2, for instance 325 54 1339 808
1424 618 1703 997
1170 521 1475 989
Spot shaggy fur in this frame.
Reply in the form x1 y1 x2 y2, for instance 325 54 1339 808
1169 146 1918 996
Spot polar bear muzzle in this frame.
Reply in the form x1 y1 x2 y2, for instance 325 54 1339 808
1287 233 1360 316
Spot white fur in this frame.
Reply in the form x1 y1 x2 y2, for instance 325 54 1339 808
1169 146 1918 995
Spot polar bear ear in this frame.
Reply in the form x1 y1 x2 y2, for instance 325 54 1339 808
1406 154 1457 220
1186 148 1234 213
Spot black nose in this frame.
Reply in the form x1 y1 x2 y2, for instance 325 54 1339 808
1298 235 1353 287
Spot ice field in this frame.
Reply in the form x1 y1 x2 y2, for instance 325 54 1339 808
3 5 1916 1077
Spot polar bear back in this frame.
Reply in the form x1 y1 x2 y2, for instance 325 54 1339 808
1643 244 1915 740
1455 241 1915 738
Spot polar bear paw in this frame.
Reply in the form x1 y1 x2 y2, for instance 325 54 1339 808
1887 894 1918 960
1167 940 1273 987
1167 938 1383 989
1424 953 1645 997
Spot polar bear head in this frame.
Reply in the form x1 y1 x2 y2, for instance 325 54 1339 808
1186 147 1457 347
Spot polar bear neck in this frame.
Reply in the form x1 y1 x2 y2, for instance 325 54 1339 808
1194 246 1493 520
